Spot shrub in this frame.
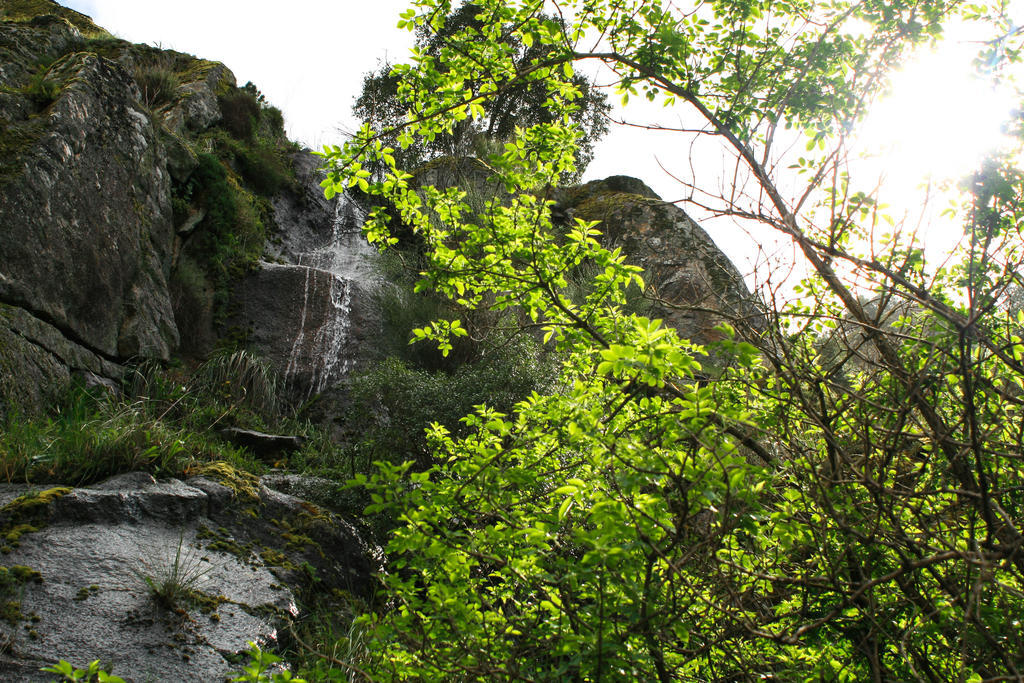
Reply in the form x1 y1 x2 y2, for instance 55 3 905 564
134 65 179 110
169 255 215 356
130 49 186 110
176 152 267 323
347 334 554 469
0 364 271 486
233 143 291 196
219 90 261 140
23 69 60 107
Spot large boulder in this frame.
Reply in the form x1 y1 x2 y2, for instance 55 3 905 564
408 161 763 348
0 21 178 363
557 176 765 345
162 61 235 136
0 471 378 681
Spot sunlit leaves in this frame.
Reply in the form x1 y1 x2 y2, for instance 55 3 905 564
317 0 1024 679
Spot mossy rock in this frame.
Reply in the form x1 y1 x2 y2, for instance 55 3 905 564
0 0 105 36
189 462 261 501
557 175 661 210
0 564 42 625
0 487 71 553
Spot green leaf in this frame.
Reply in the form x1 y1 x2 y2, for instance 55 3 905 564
557 496 574 521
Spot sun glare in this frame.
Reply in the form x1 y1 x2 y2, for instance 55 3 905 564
856 36 1019 204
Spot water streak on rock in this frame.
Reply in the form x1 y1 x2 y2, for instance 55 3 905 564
283 193 374 396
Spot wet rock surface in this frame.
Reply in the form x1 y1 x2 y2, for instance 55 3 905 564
0 472 377 682
232 151 384 401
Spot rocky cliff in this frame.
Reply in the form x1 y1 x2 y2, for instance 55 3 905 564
0 0 376 418
0 0 760 418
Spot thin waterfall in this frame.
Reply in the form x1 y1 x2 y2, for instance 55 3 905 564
282 192 375 398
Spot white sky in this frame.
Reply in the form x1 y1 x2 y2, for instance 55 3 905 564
58 0 1022 285
61 0 415 149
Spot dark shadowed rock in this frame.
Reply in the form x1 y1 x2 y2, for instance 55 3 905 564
0 303 124 423
217 427 305 460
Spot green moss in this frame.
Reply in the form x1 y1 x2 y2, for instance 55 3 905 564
177 59 229 92
258 548 295 570
573 191 657 224
0 564 42 625
3 487 72 514
0 115 47 186
79 35 130 60
184 588 229 615
190 462 260 500
1 0 106 35
74 584 100 601
4 523 38 546
196 523 256 563
0 487 71 551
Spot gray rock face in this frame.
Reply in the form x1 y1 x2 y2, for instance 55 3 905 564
0 15 84 87
559 177 765 346
0 472 377 681
233 151 383 401
0 40 178 361
0 303 125 423
163 62 234 135
0 8 250 416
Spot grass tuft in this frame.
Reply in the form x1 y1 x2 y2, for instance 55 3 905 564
134 534 214 611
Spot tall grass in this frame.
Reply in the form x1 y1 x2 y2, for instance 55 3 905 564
0 353 288 486
0 385 254 486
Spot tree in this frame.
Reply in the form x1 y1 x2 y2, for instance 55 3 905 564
322 0 1024 679
351 1 609 180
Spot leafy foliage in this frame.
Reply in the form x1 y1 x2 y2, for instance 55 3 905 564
230 644 306 682
320 0 1024 679
347 334 554 470
41 659 125 683
352 1 609 180
173 152 269 323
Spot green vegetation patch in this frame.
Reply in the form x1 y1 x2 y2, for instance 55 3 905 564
0 487 71 552
0 115 46 185
190 461 261 501
1 0 105 35
0 564 42 625
73 584 100 602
